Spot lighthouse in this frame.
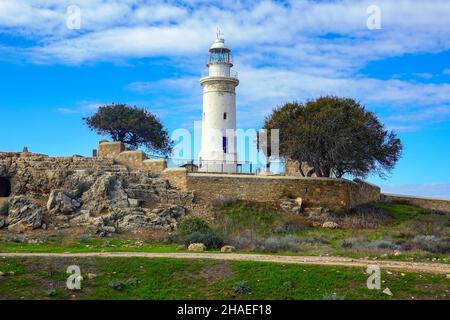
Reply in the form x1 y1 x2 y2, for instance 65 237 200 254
199 31 239 173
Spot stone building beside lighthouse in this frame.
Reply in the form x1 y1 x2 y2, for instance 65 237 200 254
199 32 239 173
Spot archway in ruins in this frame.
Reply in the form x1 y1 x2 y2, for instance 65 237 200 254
0 177 11 198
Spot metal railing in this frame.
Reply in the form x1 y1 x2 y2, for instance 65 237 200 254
166 158 255 174
200 69 238 80
206 53 234 65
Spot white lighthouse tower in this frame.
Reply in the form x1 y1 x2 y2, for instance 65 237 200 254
199 31 239 173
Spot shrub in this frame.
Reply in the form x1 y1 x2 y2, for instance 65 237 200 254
282 281 294 290
255 235 326 253
47 289 57 297
185 231 223 250
323 293 345 300
412 235 450 254
341 238 401 251
234 281 252 295
109 280 125 291
76 234 92 243
276 220 309 234
178 217 211 236
217 201 281 237
0 202 9 216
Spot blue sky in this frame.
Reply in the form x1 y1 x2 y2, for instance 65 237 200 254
0 0 449 198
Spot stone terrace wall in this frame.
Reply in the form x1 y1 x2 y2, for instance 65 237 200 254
162 170 380 212
0 152 128 198
98 141 167 173
382 193 450 213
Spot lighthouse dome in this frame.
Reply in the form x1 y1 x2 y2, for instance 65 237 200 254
209 38 230 51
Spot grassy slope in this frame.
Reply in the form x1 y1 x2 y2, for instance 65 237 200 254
0 256 448 300
0 202 448 264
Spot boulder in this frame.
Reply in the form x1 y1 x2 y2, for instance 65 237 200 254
117 205 185 231
305 207 324 216
81 173 129 215
322 221 339 229
6 196 43 233
47 190 81 215
87 273 97 280
220 245 236 253
188 243 206 252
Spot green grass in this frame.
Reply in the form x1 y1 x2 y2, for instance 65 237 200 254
0 257 448 300
217 201 282 236
0 239 181 254
374 203 425 222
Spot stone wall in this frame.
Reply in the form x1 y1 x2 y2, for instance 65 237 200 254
98 141 167 174
164 171 380 212
98 141 125 158
382 193 450 213
284 159 316 177
160 168 188 191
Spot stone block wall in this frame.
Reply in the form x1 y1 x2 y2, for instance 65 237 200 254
98 141 125 158
161 168 188 191
382 193 450 213
98 141 167 174
163 171 380 212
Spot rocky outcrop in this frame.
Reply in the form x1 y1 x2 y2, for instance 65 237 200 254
6 196 43 233
47 190 81 215
116 206 185 231
0 152 193 233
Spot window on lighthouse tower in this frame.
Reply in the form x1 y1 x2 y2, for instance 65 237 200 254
223 112 227 120
222 137 228 153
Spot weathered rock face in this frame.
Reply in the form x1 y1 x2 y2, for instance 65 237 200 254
47 190 81 215
0 153 193 233
6 195 43 233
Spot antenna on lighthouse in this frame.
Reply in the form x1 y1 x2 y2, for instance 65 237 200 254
216 27 224 39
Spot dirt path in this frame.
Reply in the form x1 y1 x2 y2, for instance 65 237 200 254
1 252 449 274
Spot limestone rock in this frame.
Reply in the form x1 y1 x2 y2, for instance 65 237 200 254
188 243 206 252
382 288 393 296
47 190 81 215
87 273 97 280
322 221 339 229
0 153 191 232
221 245 236 253
81 173 129 215
6 196 42 233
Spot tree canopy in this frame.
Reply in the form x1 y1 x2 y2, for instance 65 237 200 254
84 104 173 156
262 96 402 179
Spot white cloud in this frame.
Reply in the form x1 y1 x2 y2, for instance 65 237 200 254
2 0 450 130
381 183 450 199
57 101 103 114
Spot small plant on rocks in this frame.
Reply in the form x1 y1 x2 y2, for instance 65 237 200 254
47 289 57 297
0 202 9 216
109 280 125 291
234 281 252 295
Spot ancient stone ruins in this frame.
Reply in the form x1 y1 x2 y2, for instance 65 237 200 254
0 141 381 235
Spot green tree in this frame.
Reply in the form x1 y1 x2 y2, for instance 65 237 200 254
84 104 173 156
262 96 402 178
